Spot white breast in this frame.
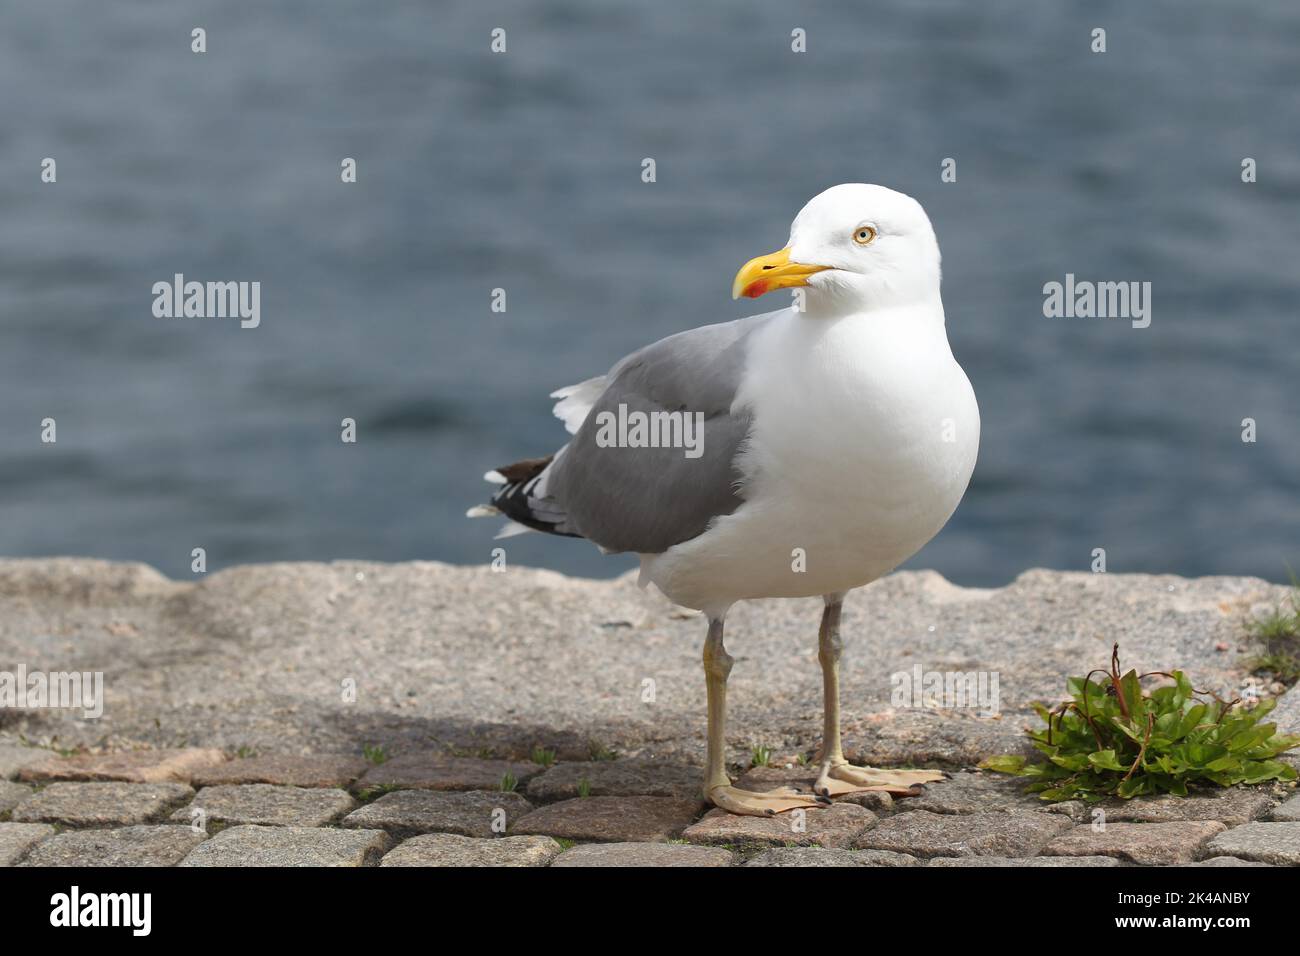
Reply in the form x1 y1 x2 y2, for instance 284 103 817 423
643 305 979 615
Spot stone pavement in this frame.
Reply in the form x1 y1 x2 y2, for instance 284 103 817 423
1 749 1297 866
1 557 1297 866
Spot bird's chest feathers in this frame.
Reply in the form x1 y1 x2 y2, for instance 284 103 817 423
735 311 975 512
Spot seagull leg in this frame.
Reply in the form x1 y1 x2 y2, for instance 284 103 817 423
813 595 946 797
701 616 827 816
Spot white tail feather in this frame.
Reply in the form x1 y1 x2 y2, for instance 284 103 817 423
493 521 533 539
550 376 607 435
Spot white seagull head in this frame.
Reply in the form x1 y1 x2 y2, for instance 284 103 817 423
732 183 942 315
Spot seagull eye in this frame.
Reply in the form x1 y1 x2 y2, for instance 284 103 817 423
852 225 877 246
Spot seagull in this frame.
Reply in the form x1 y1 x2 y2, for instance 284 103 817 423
470 184 979 816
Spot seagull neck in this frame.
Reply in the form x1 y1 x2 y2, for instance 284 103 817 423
800 287 944 322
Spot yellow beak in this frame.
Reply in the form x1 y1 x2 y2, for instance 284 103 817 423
731 247 830 300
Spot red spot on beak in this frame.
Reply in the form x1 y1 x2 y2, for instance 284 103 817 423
742 279 769 298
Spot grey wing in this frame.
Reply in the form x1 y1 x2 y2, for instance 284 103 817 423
538 312 772 554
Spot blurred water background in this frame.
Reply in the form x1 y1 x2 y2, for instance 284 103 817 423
1 0 1297 586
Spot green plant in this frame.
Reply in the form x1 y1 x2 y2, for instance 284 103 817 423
355 784 398 803
1244 582 1300 686
446 744 497 759
587 740 616 762
530 746 557 767
362 744 388 765
981 644 1299 801
750 745 772 768
577 778 591 798
500 772 518 793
